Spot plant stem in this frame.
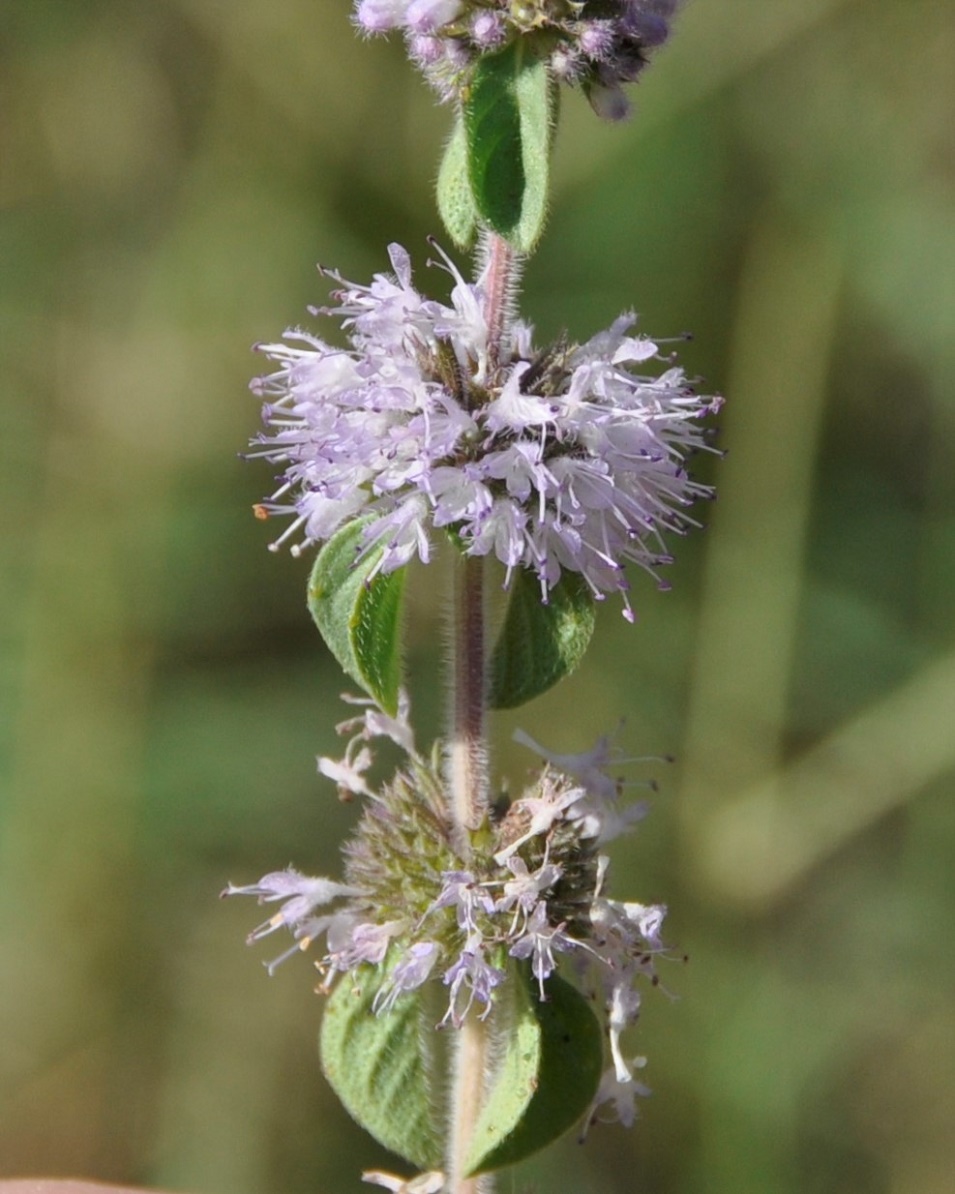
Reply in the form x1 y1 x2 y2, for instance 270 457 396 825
447 1012 492 1194
444 232 517 1194
481 231 516 377
445 555 493 1194
448 552 488 838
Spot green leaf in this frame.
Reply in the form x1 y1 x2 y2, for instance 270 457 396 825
320 966 442 1171
464 41 552 252
307 517 405 715
488 570 596 710
469 972 604 1175
437 112 478 250
464 968 542 1175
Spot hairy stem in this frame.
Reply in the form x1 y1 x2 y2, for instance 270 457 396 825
447 1013 492 1194
480 231 517 377
444 233 519 1194
447 552 488 839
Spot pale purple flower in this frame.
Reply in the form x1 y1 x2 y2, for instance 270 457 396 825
221 869 362 941
251 244 719 617
514 728 621 801
508 902 578 998
335 919 404 968
430 870 497 932
607 974 644 1081
583 1061 652 1133
221 869 367 973
572 798 649 843
441 935 507 1026
497 855 562 919
591 896 668 952
471 11 506 48
354 0 409 32
620 900 667 947
335 689 416 758
580 21 616 59
373 941 441 1013
513 727 656 841
317 737 376 800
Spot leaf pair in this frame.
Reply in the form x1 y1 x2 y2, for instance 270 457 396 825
320 964 603 1175
307 519 595 715
438 41 554 253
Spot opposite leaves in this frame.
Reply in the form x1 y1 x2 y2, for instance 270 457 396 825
320 961 604 1177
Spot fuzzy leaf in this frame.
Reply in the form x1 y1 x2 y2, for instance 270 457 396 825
464 968 542 1175
469 972 604 1175
320 967 442 1171
307 517 405 715
488 570 596 710
464 41 552 252
437 112 478 250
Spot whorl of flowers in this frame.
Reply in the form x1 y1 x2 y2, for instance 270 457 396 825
223 693 669 1129
354 1 678 120
250 242 719 621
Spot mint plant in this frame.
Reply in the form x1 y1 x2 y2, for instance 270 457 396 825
224 5 721 1191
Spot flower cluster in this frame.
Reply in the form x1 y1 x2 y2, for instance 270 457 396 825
250 242 719 620
223 695 669 1129
354 1 679 120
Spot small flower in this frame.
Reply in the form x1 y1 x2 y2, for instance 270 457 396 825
508 901 578 998
318 690 418 801
336 689 416 757
250 243 718 618
441 934 507 1026
497 854 562 922
333 918 404 968
513 726 656 840
590 895 668 952
607 973 644 1081
220 869 365 972
429 870 497 931
317 738 376 800
373 941 441 1013
220 869 362 941
583 1059 652 1134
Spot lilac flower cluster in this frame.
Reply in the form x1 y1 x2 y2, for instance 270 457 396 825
223 695 668 1129
251 243 718 620
353 1 679 120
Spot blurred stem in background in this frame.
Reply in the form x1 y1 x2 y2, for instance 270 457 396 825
681 212 844 872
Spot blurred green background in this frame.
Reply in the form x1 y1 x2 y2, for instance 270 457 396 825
1 1 953 1191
